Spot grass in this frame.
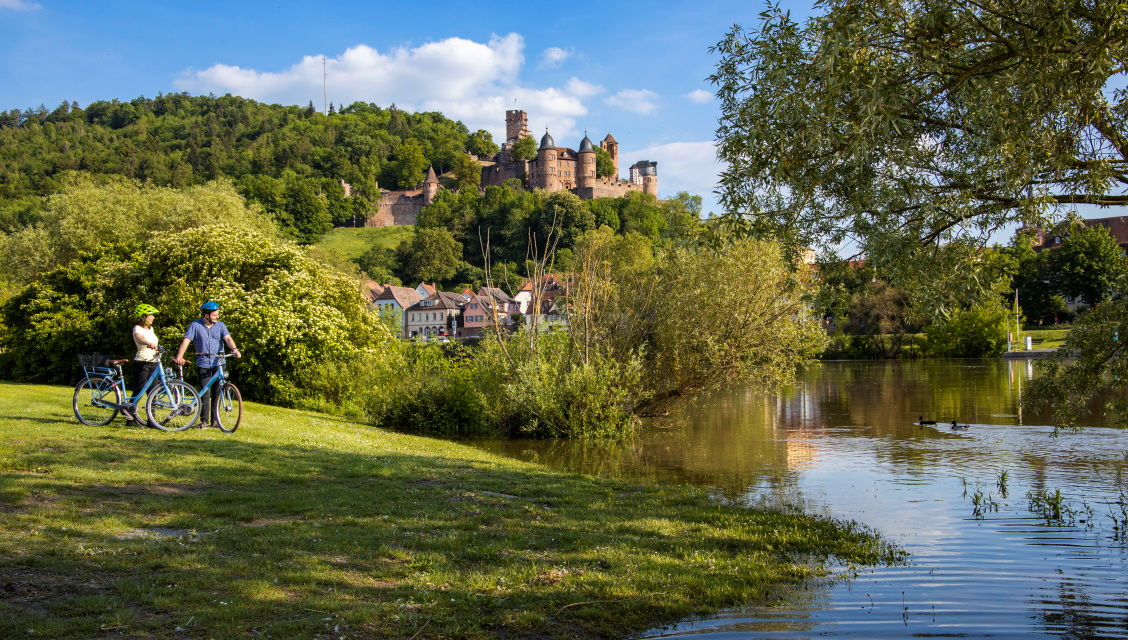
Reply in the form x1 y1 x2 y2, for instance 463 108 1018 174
1020 328 1070 351
317 226 415 261
0 382 901 639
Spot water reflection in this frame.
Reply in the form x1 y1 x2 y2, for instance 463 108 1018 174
472 359 1128 639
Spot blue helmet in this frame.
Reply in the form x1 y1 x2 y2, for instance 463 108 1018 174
200 301 220 311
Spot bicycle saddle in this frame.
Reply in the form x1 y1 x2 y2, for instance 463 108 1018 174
109 359 129 366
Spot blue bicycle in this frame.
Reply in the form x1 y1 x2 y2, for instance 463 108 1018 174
193 352 243 433
73 349 201 431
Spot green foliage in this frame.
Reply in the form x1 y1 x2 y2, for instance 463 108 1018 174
0 94 478 242
452 153 482 193
594 146 615 178
465 128 499 158
1026 299 1128 430
710 0 1128 300
0 174 276 286
396 227 462 284
511 135 537 162
1048 223 1128 307
0 224 389 406
390 139 428 189
922 304 1009 357
354 245 401 284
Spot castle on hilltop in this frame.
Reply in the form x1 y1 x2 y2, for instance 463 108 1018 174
480 109 658 199
363 109 657 227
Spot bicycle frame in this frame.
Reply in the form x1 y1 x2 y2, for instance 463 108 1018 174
195 355 229 396
86 354 180 414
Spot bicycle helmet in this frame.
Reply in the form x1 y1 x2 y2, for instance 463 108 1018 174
200 301 220 311
135 303 159 316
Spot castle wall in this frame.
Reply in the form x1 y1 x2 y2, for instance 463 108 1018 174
367 190 425 227
572 177 645 200
481 160 528 188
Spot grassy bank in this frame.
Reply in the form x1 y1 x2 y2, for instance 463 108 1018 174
0 383 900 639
318 225 415 260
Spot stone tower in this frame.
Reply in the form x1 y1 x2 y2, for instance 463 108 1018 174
576 134 596 188
536 131 560 191
505 110 530 144
422 166 440 205
601 134 619 177
630 161 659 196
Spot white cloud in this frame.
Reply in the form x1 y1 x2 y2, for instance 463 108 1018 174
620 141 721 207
684 89 712 104
605 88 659 114
566 77 604 97
175 34 594 140
0 0 42 10
539 47 571 67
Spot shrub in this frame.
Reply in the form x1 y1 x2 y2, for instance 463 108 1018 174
921 304 1009 357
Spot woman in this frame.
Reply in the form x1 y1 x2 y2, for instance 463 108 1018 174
131 303 161 423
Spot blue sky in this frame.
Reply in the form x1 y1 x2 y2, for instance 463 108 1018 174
2 0 821 216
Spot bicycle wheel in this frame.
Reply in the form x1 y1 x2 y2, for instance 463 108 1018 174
214 382 243 433
146 381 200 432
72 376 121 426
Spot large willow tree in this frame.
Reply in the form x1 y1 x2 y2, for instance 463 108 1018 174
712 0 1126 252
711 0 1128 427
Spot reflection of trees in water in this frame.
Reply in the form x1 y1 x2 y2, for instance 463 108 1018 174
1034 572 1126 640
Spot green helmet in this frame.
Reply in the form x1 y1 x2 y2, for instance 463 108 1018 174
135 303 159 316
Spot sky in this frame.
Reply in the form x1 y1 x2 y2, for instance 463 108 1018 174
1 0 821 217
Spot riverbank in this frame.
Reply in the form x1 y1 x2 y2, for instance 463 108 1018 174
0 382 900 639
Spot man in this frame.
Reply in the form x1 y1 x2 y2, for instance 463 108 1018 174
174 301 241 428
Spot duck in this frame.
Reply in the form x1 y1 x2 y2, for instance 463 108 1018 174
918 416 937 426
950 420 970 431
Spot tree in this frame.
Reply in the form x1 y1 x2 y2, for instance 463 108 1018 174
710 0 1128 257
594 147 615 178
1049 223 1128 307
397 227 462 284
465 129 499 158
1004 233 1069 325
511 135 537 162
453 153 482 194
355 245 401 284
390 139 427 189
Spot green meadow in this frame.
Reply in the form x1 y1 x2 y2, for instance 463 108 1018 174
0 382 900 639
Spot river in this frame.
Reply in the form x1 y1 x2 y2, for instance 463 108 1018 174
472 359 1128 639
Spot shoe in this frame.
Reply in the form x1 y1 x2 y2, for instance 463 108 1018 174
195 422 211 429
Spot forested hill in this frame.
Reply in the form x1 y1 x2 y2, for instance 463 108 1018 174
0 94 498 242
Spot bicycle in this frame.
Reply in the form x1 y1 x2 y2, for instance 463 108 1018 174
73 348 201 431
192 352 243 433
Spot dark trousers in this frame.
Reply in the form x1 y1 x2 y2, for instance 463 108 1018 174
198 367 220 424
131 360 159 405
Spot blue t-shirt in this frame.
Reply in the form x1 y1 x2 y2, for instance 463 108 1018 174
184 319 231 368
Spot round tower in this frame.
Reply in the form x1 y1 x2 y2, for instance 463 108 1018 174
536 131 560 191
422 166 440 205
577 134 596 189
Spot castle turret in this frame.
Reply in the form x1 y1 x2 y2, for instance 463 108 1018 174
423 166 440 205
601 134 619 178
577 134 596 188
629 160 658 196
536 131 560 191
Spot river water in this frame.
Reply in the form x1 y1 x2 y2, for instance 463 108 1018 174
473 359 1128 639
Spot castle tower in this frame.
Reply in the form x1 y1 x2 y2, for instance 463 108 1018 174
601 134 619 177
506 110 530 144
536 131 560 191
422 166 440 205
576 134 596 188
630 160 659 196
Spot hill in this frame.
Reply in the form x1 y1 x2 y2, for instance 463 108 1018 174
0 95 494 242
0 382 897 639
